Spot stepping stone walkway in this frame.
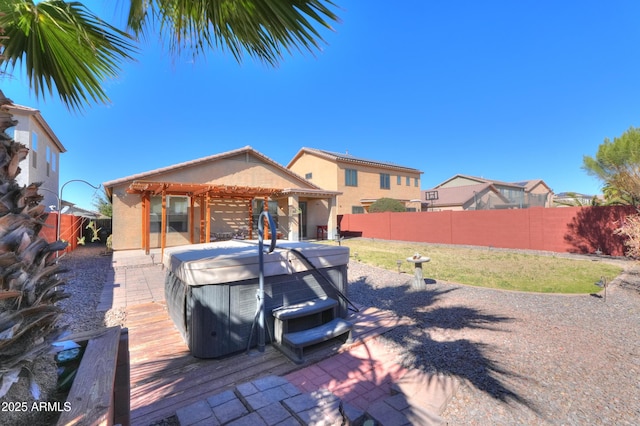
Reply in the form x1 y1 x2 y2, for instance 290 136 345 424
176 372 456 425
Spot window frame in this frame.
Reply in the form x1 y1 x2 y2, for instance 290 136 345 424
150 195 190 233
31 132 38 168
345 169 358 187
380 173 390 190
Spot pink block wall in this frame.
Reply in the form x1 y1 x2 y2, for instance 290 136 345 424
338 206 635 256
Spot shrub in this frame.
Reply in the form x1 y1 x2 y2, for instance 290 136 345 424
369 198 406 213
614 213 640 258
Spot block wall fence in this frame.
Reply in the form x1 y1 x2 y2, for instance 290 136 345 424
338 206 637 257
41 213 87 253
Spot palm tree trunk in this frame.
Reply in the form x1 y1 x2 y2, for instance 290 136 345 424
0 89 68 404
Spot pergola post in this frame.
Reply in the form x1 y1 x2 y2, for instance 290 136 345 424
205 193 211 242
199 195 205 243
160 191 167 259
141 193 150 254
263 196 270 239
248 199 253 239
189 196 195 244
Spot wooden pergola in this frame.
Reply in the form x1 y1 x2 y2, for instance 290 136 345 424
126 180 282 255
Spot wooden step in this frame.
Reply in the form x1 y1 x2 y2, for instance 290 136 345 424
272 297 338 320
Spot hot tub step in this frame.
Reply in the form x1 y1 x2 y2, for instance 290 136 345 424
272 298 338 320
284 318 353 347
279 318 353 364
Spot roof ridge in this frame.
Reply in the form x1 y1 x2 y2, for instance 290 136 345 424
296 147 423 173
104 146 323 191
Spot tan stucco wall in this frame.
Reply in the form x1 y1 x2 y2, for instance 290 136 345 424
110 183 144 250
288 154 339 191
336 163 421 214
12 112 61 209
289 152 422 215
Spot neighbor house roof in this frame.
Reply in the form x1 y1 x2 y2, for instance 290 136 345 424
436 174 523 190
287 147 423 174
513 179 552 192
103 146 323 197
3 103 66 153
423 183 506 207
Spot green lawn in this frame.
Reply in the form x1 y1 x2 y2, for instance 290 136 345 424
325 239 623 293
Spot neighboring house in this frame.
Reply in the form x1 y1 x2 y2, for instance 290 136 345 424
4 103 66 210
512 179 554 207
423 174 554 211
103 146 341 252
553 192 600 207
422 182 511 211
287 147 423 215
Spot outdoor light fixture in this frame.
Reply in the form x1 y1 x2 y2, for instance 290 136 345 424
594 276 608 302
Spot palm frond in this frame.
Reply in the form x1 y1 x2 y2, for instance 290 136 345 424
127 0 340 65
0 0 137 111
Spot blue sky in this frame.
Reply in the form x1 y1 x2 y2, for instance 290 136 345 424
3 1 640 210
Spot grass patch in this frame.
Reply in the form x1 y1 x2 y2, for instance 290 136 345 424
327 239 623 293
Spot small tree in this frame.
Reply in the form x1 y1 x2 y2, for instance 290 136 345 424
583 126 640 258
614 215 640 259
369 198 406 213
92 191 112 218
582 126 640 206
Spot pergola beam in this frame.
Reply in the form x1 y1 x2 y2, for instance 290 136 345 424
127 180 282 250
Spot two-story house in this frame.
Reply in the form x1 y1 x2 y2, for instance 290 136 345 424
423 174 554 211
287 148 423 215
5 104 66 210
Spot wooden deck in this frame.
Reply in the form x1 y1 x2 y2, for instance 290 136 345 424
126 301 412 426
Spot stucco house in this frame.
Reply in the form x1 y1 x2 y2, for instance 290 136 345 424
4 103 66 210
103 146 342 252
423 174 554 211
287 147 423 215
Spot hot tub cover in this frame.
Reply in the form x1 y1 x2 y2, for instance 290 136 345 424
163 240 349 286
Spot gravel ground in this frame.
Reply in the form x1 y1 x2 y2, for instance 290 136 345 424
57 244 640 425
347 259 640 425
56 244 115 333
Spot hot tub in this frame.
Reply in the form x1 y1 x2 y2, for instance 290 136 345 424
163 240 350 358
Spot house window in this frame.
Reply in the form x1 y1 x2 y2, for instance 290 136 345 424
397 175 402 185
414 178 419 187
380 173 390 190
31 132 38 167
352 206 365 214
46 146 51 176
406 176 410 186
150 195 189 233
52 152 57 172
345 169 358 186
305 172 312 179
